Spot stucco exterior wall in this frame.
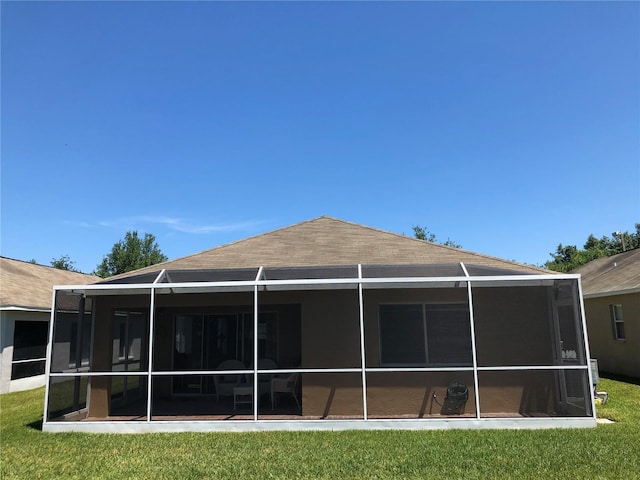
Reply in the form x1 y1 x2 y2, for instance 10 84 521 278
584 293 640 378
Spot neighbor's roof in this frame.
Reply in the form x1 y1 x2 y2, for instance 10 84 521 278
572 248 640 298
109 216 551 281
0 257 100 311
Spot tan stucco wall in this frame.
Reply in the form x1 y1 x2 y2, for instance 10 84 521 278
88 295 150 418
366 371 476 417
584 293 640 378
472 286 554 366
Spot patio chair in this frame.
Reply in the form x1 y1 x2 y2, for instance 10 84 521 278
213 359 246 400
271 372 301 410
247 358 278 397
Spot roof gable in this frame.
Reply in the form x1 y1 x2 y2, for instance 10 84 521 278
110 216 550 280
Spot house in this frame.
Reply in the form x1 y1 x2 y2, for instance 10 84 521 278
42 217 596 432
0 257 99 394
572 249 639 379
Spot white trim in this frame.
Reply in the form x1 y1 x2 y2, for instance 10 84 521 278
460 262 470 278
253 283 259 421
50 371 148 377
11 357 47 365
42 416 597 434
582 287 640 299
255 266 264 282
475 365 589 371
578 278 597 421
467 280 481 420
0 306 51 313
53 273 579 296
42 289 58 422
357 264 368 420
48 365 589 378
153 270 166 284
146 290 156 423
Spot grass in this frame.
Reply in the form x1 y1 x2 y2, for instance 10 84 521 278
1 378 639 479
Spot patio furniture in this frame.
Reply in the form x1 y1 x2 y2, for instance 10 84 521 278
213 359 245 400
271 372 301 410
233 384 253 410
247 358 278 397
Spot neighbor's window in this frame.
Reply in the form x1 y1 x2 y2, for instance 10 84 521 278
379 304 473 366
11 321 48 380
611 305 626 340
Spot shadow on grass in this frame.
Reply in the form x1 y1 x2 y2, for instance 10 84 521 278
27 418 43 431
602 372 640 386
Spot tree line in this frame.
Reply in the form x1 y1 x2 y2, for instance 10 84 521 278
543 224 640 272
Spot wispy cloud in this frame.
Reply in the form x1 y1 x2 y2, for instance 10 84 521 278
67 216 267 234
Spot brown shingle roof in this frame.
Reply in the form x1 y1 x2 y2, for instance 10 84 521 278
572 249 640 297
110 216 550 281
0 257 100 310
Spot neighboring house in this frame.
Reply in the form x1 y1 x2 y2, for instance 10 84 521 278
0 257 99 394
572 249 640 379
43 217 595 433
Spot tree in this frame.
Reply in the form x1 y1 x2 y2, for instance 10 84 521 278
51 254 80 272
545 223 640 272
412 225 462 248
95 231 168 278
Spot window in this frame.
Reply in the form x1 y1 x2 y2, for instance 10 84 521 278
69 315 92 368
611 305 626 340
172 311 278 394
11 321 48 380
379 304 473 366
112 311 145 365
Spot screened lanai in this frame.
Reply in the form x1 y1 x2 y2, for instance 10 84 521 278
43 263 596 433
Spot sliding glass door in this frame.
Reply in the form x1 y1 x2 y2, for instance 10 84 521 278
172 312 277 395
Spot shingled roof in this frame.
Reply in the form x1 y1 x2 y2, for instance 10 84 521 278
572 248 640 297
0 257 100 311
109 216 550 281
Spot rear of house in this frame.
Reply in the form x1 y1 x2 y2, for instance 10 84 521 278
42 217 596 432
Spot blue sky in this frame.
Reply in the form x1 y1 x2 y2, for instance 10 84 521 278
1 1 638 274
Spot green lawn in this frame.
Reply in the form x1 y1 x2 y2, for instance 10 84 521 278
1 378 639 479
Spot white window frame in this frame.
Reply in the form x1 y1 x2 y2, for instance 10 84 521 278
611 304 626 341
